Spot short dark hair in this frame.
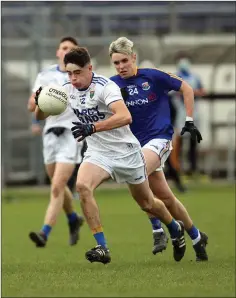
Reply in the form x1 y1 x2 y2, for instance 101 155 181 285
59 36 79 46
64 47 91 68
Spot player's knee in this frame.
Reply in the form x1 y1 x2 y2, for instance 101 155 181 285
140 198 154 213
51 183 64 198
76 181 92 197
51 176 68 198
159 194 176 208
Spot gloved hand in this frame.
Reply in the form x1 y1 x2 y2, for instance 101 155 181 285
181 120 203 143
34 86 42 106
71 122 96 142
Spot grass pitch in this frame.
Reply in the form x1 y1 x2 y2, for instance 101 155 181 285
2 184 235 297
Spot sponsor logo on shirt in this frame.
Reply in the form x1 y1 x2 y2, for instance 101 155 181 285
126 98 149 107
125 94 157 107
142 82 150 90
148 92 157 101
73 105 105 123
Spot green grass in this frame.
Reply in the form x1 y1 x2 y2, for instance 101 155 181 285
2 184 235 297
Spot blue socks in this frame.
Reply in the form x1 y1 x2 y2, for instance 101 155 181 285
67 212 78 223
93 232 107 248
187 225 199 240
187 225 200 244
166 219 180 239
41 212 78 241
149 217 163 231
41 225 52 239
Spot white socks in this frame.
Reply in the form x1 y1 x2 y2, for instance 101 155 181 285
153 228 164 233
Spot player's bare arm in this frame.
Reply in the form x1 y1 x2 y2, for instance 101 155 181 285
178 80 202 142
27 93 37 112
27 92 42 135
35 105 50 120
179 80 194 118
71 100 132 142
94 100 132 132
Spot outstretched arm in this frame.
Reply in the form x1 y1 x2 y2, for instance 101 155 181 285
179 81 202 143
155 69 202 143
179 80 194 120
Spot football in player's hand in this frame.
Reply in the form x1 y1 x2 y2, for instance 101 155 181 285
37 85 68 115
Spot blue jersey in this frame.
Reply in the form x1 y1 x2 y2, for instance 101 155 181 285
110 68 182 146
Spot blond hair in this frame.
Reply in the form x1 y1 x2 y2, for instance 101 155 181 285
109 37 134 57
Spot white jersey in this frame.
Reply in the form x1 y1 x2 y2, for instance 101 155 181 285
64 73 141 157
32 64 78 134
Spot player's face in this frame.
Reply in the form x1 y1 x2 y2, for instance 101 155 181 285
111 53 136 79
66 63 93 89
56 41 77 64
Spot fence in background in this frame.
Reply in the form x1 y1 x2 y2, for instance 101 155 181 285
1 2 235 185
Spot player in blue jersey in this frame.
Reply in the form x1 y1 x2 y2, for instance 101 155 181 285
109 37 208 261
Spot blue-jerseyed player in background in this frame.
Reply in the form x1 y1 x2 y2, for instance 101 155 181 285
109 37 208 261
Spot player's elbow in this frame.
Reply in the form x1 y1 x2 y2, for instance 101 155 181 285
124 113 132 125
127 116 132 124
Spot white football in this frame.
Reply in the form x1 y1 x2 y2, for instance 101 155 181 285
38 85 68 115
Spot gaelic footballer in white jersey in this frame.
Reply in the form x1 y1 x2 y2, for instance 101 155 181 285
28 37 85 250
32 64 84 164
64 72 146 184
64 73 141 157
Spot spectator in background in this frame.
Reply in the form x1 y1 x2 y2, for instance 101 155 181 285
170 52 206 180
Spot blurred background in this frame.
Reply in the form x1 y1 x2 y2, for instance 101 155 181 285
1 1 235 187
